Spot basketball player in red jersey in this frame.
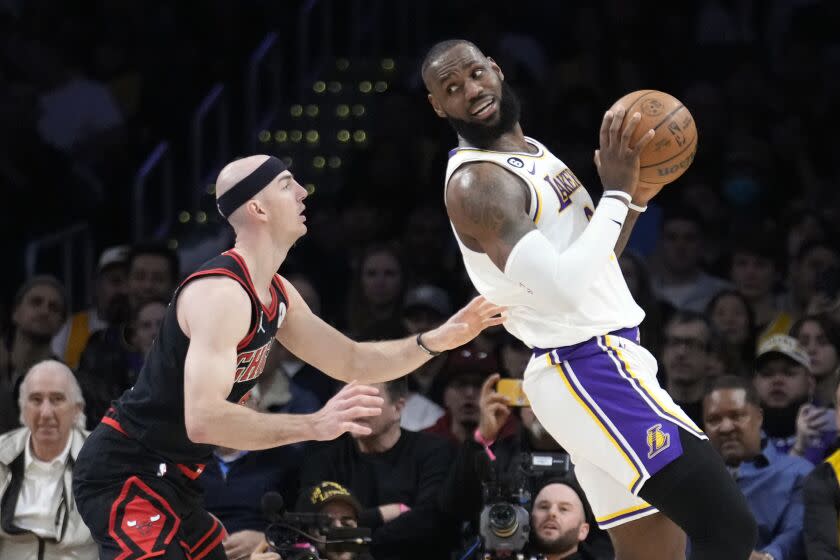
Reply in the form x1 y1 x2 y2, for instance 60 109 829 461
73 154 505 559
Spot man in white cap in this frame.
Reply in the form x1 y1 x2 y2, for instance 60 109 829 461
753 334 834 463
51 245 130 368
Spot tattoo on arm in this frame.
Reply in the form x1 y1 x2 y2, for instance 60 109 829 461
460 183 508 235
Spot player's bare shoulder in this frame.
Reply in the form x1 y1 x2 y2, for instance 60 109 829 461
176 275 251 340
445 161 535 267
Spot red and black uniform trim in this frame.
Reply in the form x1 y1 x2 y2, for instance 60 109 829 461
108 249 288 465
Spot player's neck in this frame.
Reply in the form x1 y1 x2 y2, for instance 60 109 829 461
232 235 287 295
459 123 533 153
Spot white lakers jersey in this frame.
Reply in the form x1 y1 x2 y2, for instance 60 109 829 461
445 137 644 348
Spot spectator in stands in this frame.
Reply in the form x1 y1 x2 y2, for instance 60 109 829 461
651 207 730 312
706 289 757 376
261 274 337 407
498 331 531 379
294 481 374 560
754 335 833 464
400 284 449 430
729 235 791 342
803 376 840 558
400 205 457 295
703 375 812 560
785 242 840 323
126 241 179 311
526 479 599 560
791 315 840 408
75 297 165 429
126 298 166 357
426 346 499 444
706 326 742 379
256 340 322 416
661 311 713 426
51 245 130 369
782 210 828 274
3 276 67 425
0 360 95 558
300 377 454 560
440 372 613 558
344 242 406 338
619 251 674 359
199 386 303 560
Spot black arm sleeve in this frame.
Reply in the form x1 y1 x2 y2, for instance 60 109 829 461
804 464 840 560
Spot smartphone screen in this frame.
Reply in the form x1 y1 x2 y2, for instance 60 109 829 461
496 378 530 407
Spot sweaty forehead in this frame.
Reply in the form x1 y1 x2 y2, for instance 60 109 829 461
429 45 485 82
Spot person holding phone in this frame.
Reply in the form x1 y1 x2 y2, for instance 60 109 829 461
439 373 615 558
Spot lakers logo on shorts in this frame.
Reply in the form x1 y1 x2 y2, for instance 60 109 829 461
646 424 670 459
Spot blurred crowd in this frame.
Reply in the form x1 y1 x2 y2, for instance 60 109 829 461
3 0 840 559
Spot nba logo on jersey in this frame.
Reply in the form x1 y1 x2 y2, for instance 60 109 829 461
646 424 671 459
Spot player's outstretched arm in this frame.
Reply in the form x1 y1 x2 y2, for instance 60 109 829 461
179 277 383 449
275 278 505 384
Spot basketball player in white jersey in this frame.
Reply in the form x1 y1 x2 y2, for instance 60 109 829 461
422 40 757 560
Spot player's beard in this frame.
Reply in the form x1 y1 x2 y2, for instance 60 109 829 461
447 80 521 148
531 524 581 555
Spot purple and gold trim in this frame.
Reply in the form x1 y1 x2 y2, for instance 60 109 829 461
549 354 648 494
596 503 658 529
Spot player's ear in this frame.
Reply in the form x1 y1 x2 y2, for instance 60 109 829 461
428 93 446 118
486 57 504 81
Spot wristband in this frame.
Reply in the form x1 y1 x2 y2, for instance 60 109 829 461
474 427 497 461
416 333 441 356
602 190 632 205
628 202 647 213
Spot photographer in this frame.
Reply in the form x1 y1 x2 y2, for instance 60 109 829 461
528 478 592 559
440 373 613 558
251 481 373 560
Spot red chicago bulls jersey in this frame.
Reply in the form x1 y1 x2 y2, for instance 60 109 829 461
112 249 289 464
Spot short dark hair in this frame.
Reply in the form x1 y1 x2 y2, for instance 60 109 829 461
13 275 68 319
796 240 840 263
704 375 761 407
421 39 480 87
665 310 712 334
128 242 180 283
730 233 779 265
661 205 705 230
384 376 409 402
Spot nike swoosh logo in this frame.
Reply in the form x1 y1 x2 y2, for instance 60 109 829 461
611 219 622 226
527 162 536 175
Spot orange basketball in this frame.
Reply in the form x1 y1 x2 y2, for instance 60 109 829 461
609 90 698 185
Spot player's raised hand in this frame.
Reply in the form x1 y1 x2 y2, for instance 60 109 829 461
421 296 506 353
594 106 655 198
310 381 384 441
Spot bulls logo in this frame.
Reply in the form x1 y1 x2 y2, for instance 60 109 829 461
110 477 180 557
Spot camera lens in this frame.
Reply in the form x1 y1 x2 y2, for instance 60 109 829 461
487 503 519 538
